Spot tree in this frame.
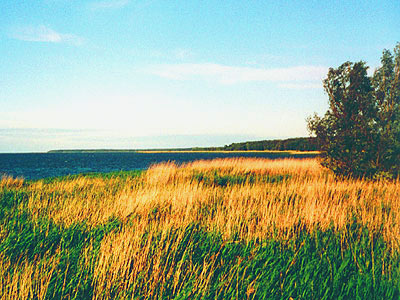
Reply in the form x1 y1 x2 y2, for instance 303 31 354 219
307 43 400 178
371 44 400 176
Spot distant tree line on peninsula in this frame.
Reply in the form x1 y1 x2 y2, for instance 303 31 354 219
194 137 318 151
49 137 319 153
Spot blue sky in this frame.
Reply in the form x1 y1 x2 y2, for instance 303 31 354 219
1 0 399 152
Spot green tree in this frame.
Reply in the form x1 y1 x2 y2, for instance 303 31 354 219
308 43 400 178
371 44 400 176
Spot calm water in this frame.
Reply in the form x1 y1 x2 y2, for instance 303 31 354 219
0 152 317 180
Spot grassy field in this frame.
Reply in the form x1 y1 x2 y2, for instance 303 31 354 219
135 150 320 155
1 158 400 299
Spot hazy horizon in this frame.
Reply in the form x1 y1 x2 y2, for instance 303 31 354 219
0 129 273 153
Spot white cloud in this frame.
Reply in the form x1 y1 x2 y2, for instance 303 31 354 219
148 63 328 85
90 0 130 9
11 25 83 45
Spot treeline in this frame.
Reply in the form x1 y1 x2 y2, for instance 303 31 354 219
194 137 318 151
48 138 318 153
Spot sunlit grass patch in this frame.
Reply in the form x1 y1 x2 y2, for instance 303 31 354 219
1 158 400 299
1 175 24 189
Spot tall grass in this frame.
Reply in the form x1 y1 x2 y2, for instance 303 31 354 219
1 158 400 299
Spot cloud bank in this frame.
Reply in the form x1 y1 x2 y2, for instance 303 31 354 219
148 63 328 86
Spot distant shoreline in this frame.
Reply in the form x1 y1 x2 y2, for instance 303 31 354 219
47 149 320 155
135 150 320 155
47 137 319 154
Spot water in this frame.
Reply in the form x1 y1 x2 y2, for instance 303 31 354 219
0 152 317 180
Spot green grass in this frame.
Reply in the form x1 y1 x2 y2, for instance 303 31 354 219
1 169 400 299
192 171 290 187
36 169 143 184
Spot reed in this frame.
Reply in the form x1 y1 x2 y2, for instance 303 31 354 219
1 158 400 299
0 252 59 300
0 175 24 188
24 158 400 247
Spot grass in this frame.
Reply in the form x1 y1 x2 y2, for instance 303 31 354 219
1 158 400 299
135 149 320 155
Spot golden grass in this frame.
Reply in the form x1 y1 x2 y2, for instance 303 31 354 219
3 157 400 298
25 158 400 249
86 158 400 298
0 252 59 300
136 150 320 155
1 175 24 188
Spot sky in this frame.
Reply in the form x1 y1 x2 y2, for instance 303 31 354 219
1 0 399 152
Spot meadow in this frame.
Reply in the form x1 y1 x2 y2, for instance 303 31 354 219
1 157 400 299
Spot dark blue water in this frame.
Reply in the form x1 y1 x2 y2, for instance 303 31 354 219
0 152 317 180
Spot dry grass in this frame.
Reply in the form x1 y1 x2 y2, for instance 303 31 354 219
136 150 321 155
1 175 24 188
0 252 59 300
25 158 400 248
3 157 400 299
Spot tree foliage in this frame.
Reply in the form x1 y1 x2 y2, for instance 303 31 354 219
308 43 400 178
220 137 318 151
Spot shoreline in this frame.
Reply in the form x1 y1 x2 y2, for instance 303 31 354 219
135 150 321 155
46 149 321 155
